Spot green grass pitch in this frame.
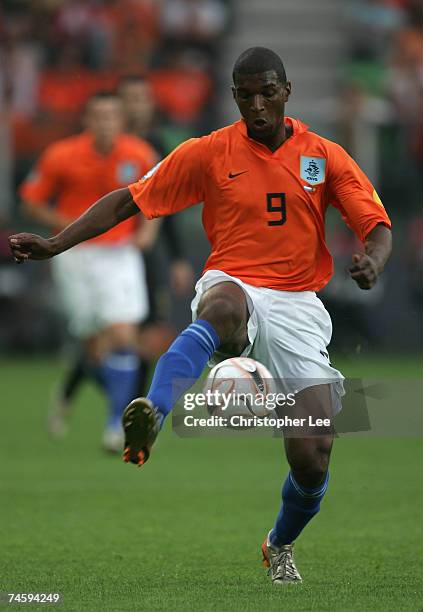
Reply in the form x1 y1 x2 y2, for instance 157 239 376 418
0 356 422 611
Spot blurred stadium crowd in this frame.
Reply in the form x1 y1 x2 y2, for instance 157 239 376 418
0 0 230 188
0 0 231 352
0 0 422 355
344 0 422 201
322 0 423 353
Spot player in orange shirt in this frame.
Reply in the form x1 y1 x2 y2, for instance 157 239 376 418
10 48 392 584
20 91 160 452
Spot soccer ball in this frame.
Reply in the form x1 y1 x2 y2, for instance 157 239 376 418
203 357 276 418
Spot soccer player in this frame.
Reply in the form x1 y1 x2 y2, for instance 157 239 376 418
118 74 195 391
20 91 159 451
44 79 194 427
10 48 392 584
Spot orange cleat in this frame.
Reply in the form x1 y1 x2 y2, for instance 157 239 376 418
262 540 270 568
121 398 160 467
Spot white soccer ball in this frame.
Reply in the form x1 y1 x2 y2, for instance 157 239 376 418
204 357 276 418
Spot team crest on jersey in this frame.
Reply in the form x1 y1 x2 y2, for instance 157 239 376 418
141 161 162 183
117 161 140 184
300 156 326 185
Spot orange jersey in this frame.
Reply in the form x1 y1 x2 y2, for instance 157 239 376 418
20 132 157 245
131 117 391 291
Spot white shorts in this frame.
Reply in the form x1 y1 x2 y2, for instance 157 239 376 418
191 270 345 412
51 243 149 338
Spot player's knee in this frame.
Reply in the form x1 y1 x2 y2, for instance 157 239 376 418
197 296 246 343
105 323 138 351
290 464 328 489
288 438 332 487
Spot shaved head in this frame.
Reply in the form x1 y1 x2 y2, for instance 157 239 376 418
233 47 287 85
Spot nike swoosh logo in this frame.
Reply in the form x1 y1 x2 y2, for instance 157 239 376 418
228 170 248 179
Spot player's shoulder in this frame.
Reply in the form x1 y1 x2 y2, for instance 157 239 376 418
117 133 156 155
299 127 349 160
207 121 242 144
161 122 242 166
296 127 354 182
193 121 242 158
40 133 86 163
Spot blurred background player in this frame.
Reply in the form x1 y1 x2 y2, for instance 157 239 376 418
46 77 195 428
20 90 160 452
118 75 194 379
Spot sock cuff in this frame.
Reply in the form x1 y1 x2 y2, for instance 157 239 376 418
289 471 329 499
184 320 220 354
103 350 139 371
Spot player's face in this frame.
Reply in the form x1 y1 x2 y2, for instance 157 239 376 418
232 70 291 146
85 98 124 144
119 81 155 127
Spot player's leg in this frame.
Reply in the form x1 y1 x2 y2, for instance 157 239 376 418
66 243 148 451
249 289 342 583
47 355 86 438
47 249 100 438
262 385 333 584
146 280 248 419
47 336 110 438
58 353 87 403
59 336 108 400
263 385 335 584
272 406 334 546
123 280 249 465
97 322 141 452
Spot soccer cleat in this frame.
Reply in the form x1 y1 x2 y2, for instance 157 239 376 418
261 533 302 585
122 398 160 466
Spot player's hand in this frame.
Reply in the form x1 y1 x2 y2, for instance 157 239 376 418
8 233 57 263
349 253 379 290
170 259 195 295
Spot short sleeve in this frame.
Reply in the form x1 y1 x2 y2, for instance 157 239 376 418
326 143 392 242
128 137 207 219
19 145 62 206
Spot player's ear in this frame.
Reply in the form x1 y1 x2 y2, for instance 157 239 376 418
283 81 292 102
231 86 237 101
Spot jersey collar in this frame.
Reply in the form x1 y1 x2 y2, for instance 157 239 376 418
236 116 309 151
82 131 118 157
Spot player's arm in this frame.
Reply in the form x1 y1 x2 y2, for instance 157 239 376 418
10 136 207 263
327 143 392 290
9 188 139 262
349 223 392 290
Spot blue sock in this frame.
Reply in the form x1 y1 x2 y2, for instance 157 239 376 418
269 471 329 547
100 349 140 429
147 319 220 424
